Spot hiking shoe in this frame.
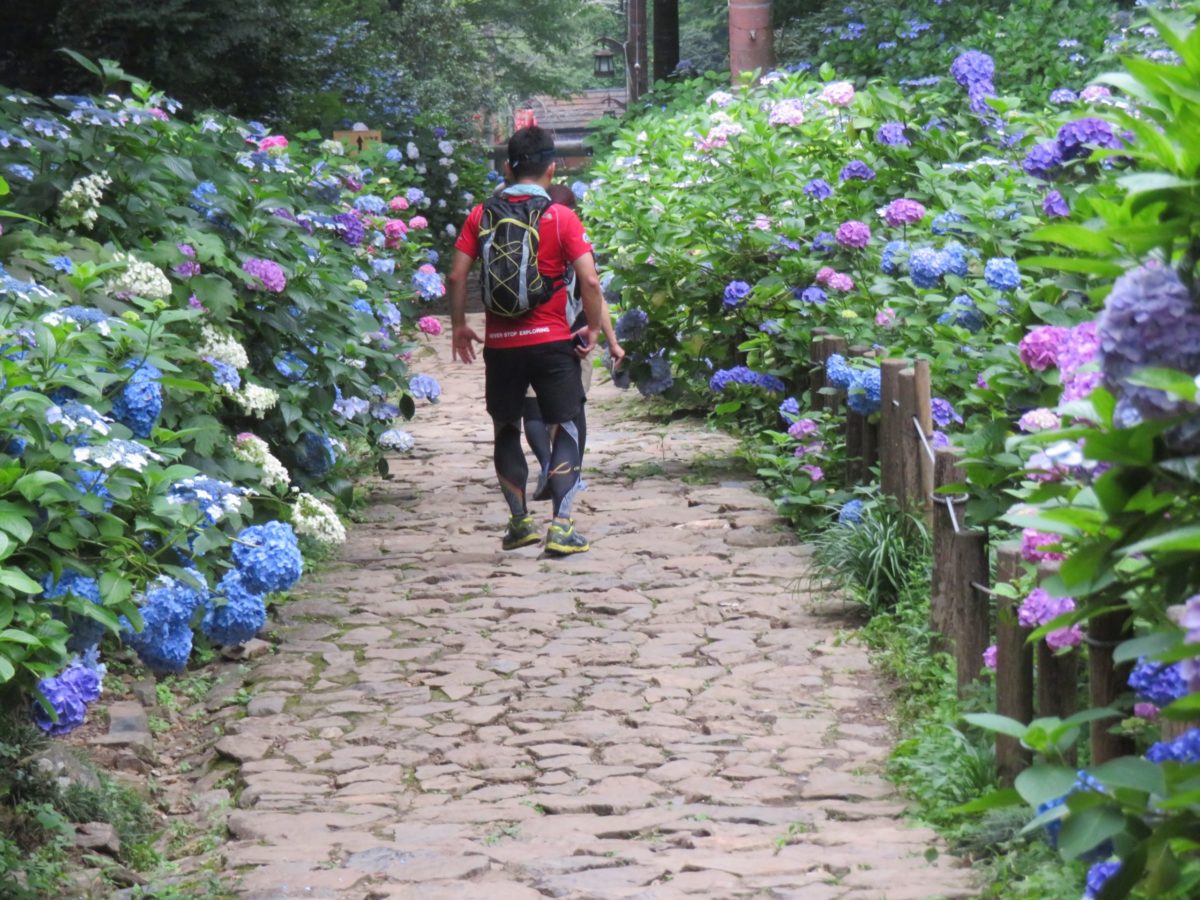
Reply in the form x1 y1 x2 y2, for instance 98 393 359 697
532 467 552 502
545 519 590 555
501 514 541 550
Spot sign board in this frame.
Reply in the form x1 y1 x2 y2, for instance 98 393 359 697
332 129 382 155
513 109 537 130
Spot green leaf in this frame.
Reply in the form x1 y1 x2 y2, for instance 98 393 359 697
1058 804 1126 861
0 511 32 544
1117 172 1200 197
0 569 43 594
58 48 103 77
1115 631 1182 665
962 712 1029 740
1015 764 1078 807
1090 757 1166 795
948 787 1021 815
1125 367 1198 402
1020 256 1125 278
13 471 66 501
1029 224 1114 255
1162 691 1200 719
0 655 14 682
1121 526 1200 557
0 176 8 197
0 628 42 647
714 400 743 416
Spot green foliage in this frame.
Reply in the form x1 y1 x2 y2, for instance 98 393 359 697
811 495 930 614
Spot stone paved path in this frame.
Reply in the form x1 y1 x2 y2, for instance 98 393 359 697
218 316 975 899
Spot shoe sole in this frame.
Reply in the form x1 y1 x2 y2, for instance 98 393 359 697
545 540 590 555
502 532 543 551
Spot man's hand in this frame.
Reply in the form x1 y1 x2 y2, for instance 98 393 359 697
607 338 626 365
572 325 598 358
452 324 482 363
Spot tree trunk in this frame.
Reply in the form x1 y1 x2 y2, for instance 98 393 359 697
653 0 680 83
729 0 774 82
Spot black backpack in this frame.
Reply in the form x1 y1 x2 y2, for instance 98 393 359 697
478 195 562 318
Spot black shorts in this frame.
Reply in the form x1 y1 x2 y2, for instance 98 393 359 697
484 341 583 425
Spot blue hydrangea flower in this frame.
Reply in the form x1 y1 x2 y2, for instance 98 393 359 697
352 194 387 215
409 374 441 403
984 258 1021 291
111 360 163 438
931 211 968 237
723 280 752 308
709 366 782 393
202 570 267 646
826 354 855 390
412 268 444 301
950 50 995 88
60 306 106 325
847 368 882 416
615 308 648 343
75 469 113 512
1085 862 1120 899
32 656 103 735
759 319 781 335
1129 658 1189 708
1146 728 1200 764
931 398 963 427
881 240 909 275
937 295 985 332
44 571 104 652
232 521 303 595
1023 141 1063 179
909 247 946 288
811 232 835 256
49 255 74 273
296 431 336 477
779 397 800 421
939 242 970 278
803 178 833 201
635 350 674 397
207 358 241 392
876 122 910 147
1049 87 1078 104
7 163 35 181
1036 771 1108 849
796 286 827 304
838 500 865 526
167 476 249 525
274 352 309 381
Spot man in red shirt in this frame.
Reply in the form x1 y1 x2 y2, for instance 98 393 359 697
447 126 605 555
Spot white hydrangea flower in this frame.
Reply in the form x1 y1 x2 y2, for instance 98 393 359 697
291 492 346 546
406 141 420 159
58 171 112 229
73 439 162 472
319 138 346 156
378 428 414 452
232 433 290 488
199 325 250 369
437 139 455 156
234 383 279 418
108 252 172 299
438 156 453 167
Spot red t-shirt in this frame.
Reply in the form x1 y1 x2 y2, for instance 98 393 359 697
455 196 593 349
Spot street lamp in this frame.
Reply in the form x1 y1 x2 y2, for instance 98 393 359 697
595 35 638 106
593 46 616 79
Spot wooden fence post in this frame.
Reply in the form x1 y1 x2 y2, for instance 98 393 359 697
912 359 934 524
1089 608 1135 764
953 532 990 697
995 543 1033 786
931 448 964 640
879 359 908 506
809 330 829 412
898 368 922 512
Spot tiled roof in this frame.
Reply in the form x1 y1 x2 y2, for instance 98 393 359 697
520 88 628 134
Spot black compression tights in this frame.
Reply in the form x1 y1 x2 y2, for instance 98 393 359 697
494 421 529 517
523 396 587 472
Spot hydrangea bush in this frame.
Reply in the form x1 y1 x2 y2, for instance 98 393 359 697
0 56 484 734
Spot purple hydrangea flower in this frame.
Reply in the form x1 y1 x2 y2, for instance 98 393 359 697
950 50 996 88
1056 117 1125 161
839 160 875 182
797 286 827 304
242 258 287 293
32 657 104 735
1043 190 1070 218
723 280 752 308
882 199 926 227
931 398 962 427
835 220 871 249
875 122 910 147
811 231 836 255
1085 862 1120 899
968 82 997 115
1023 141 1063 178
804 178 833 201
1050 87 1078 104
1128 658 1188 708
1019 325 1069 371
333 212 365 246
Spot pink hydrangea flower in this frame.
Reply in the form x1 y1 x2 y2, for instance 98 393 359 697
827 272 855 293
1022 528 1066 562
835 220 872 249
792 442 825 458
1059 320 1101 402
875 307 897 328
1018 408 1061 432
882 198 926 227
409 215 428 230
982 645 998 670
1046 624 1084 650
1134 702 1159 720
821 81 856 107
788 418 819 438
417 316 442 336
815 266 836 286
418 263 437 275
177 243 196 258
384 219 408 248
389 196 410 211
259 135 289 153
1018 325 1069 371
800 464 824 481
769 98 806 127
148 108 170 121
752 214 773 231
1080 85 1112 103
